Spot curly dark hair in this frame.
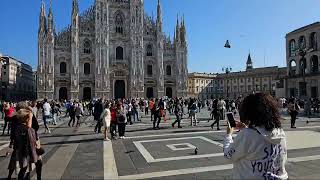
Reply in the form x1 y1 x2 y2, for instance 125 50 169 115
239 93 281 131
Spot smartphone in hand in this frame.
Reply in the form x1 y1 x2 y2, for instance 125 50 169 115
226 112 237 128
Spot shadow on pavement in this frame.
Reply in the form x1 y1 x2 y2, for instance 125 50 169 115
41 137 103 146
40 132 93 138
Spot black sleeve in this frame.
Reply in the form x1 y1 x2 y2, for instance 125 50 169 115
32 115 40 132
10 116 18 145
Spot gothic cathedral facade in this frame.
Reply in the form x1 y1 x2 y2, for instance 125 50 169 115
37 0 188 100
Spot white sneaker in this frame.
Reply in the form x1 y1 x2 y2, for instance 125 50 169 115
48 130 51 134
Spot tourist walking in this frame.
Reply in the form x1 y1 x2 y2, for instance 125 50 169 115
126 102 133 125
42 99 51 133
94 99 104 133
75 102 84 127
51 101 58 125
287 98 299 128
223 93 288 179
110 104 117 139
10 106 39 180
153 102 162 130
189 99 197 126
132 100 140 122
101 103 111 141
144 99 149 116
172 100 183 128
116 103 127 139
149 99 155 121
3 103 14 135
68 103 76 127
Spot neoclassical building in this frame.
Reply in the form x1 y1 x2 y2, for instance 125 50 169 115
187 54 287 99
37 0 188 100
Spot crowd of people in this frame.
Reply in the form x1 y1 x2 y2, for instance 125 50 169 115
1 93 317 179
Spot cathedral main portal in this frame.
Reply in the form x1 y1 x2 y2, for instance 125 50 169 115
114 80 126 99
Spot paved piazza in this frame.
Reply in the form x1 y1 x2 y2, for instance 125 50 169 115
1 109 320 179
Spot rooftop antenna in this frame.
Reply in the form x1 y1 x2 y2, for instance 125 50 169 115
264 49 266 67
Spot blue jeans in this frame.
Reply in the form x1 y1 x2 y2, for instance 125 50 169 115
43 115 51 130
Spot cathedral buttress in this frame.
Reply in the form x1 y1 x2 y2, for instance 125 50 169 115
94 0 110 99
156 0 165 97
37 0 47 100
71 0 80 100
130 0 144 98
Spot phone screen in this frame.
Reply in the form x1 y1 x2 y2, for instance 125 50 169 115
226 112 236 127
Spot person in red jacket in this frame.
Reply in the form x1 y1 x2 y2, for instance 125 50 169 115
110 104 117 139
2 102 14 135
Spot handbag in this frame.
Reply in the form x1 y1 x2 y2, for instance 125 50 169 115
36 140 45 155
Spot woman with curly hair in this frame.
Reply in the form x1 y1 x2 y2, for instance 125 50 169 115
223 93 288 179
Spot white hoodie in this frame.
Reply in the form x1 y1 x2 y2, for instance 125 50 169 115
223 127 288 180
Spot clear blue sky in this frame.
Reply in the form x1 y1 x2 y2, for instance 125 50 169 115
0 0 319 73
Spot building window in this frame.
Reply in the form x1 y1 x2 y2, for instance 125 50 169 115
60 62 67 74
166 65 172 76
84 63 90 75
115 11 124 34
116 46 124 60
311 55 319 73
84 41 91 54
146 44 153 56
298 36 306 49
299 58 306 75
289 60 296 76
309 32 317 50
289 39 296 57
147 65 152 76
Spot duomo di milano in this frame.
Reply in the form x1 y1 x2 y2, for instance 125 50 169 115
37 0 188 100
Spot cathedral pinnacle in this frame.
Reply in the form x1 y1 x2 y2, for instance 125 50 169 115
39 0 47 34
175 15 180 43
157 0 162 31
72 0 79 16
48 0 54 32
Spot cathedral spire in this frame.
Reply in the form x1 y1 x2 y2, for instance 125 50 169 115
72 0 79 17
180 15 186 43
47 0 54 33
246 53 253 70
157 0 163 32
39 0 47 33
175 15 180 44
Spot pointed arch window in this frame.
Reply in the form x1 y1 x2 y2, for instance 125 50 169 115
166 65 172 76
84 63 91 75
115 11 124 34
146 44 153 56
116 46 124 60
84 40 91 54
147 65 153 76
60 62 67 74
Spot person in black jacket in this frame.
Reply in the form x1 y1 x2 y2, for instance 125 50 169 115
8 102 42 180
94 99 104 133
68 103 76 127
